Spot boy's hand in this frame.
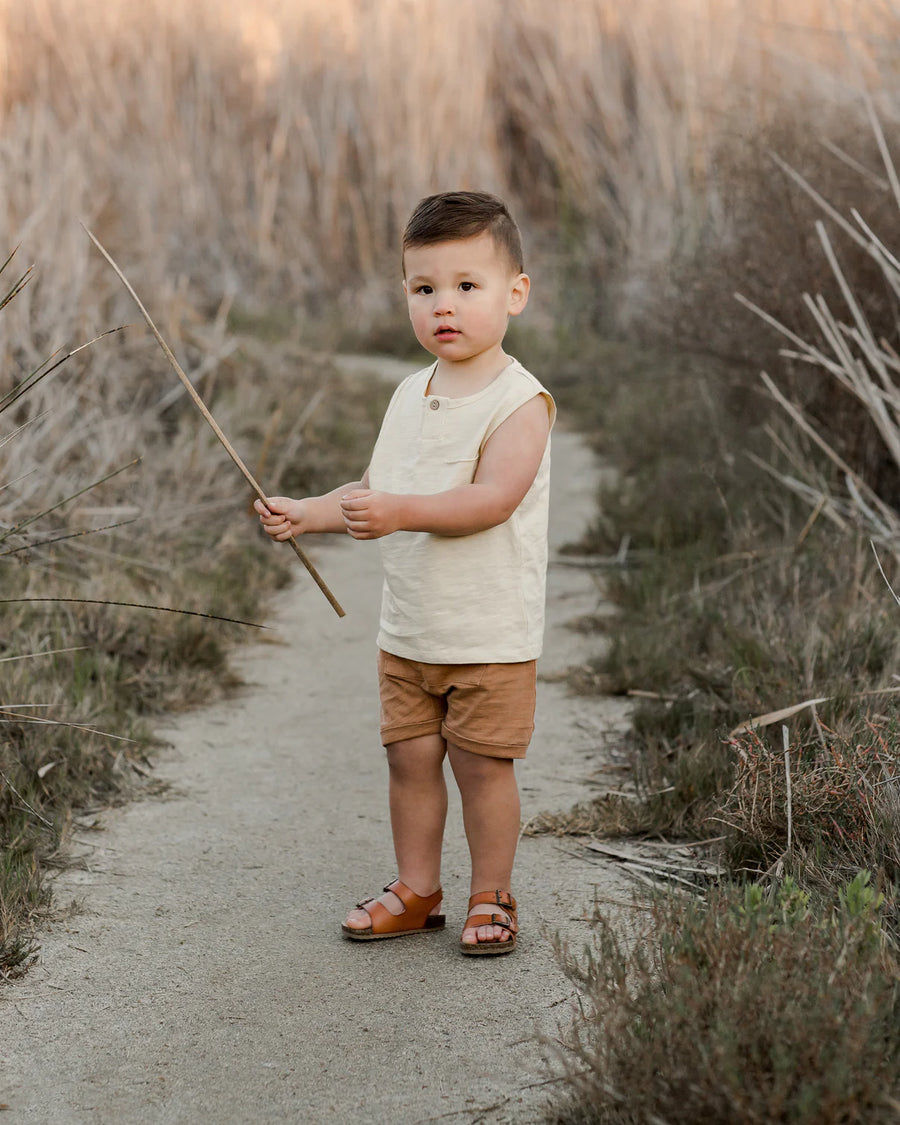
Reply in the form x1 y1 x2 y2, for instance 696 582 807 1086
340 489 402 539
254 496 307 541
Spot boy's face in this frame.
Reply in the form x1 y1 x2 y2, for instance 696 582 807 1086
402 233 529 367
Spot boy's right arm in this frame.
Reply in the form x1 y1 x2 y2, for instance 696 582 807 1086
254 472 369 540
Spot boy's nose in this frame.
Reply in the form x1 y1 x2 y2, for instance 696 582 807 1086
433 292 454 315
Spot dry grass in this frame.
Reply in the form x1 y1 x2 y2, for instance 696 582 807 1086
720 724 900 900
0 316 388 974
492 16 900 1114
538 0 900 847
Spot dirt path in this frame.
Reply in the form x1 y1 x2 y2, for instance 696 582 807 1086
1 374 631 1124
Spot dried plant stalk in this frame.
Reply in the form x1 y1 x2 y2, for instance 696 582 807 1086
782 724 793 855
83 226 345 618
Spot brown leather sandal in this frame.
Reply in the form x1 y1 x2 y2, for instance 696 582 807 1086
460 890 518 956
341 878 445 941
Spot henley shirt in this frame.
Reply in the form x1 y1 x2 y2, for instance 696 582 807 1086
367 358 555 664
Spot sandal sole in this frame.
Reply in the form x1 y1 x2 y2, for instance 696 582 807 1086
460 939 517 956
341 917 446 941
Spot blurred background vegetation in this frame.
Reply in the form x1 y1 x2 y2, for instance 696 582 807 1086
3 0 900 1116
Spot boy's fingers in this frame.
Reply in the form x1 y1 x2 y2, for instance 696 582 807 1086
261 516 289 534
341 497 370 513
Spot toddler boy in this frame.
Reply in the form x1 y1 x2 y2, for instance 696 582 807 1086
255 191 555 954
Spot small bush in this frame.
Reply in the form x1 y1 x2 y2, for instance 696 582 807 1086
550 877 900 1125
721 724 900 902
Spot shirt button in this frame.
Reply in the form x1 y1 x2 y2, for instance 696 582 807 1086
429 398 440 410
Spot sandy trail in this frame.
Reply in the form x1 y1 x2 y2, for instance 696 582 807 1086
1 372 630 1124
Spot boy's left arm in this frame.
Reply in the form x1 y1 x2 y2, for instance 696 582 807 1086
339 395 551 539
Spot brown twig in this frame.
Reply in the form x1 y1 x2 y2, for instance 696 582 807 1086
0 710 135 744
0 459 141 544
0 768 54 829
0 326 129 416
0 518 139 557
82 225 345 618
0 597 265 629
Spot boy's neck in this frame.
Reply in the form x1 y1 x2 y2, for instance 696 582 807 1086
428 347 513 398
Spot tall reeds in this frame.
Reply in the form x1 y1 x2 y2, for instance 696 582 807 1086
0 0 887 643
0 0 890 358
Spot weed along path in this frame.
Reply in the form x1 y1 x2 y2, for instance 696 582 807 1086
1 372 631 1124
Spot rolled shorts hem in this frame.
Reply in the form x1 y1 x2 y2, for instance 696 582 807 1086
379 719 531 761
443 724 530 760
380 717 443 746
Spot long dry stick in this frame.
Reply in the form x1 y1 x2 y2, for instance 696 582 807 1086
82 225 345 618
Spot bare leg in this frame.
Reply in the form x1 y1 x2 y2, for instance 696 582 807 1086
344 733 447 930
448 742 520 946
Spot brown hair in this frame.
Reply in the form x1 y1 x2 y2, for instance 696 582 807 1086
402 191 524 274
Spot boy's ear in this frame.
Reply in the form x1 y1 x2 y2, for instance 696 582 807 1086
508 273 530 317
402 278 409 297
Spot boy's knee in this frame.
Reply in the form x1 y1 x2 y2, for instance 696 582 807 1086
385 734 446 777
448 741 514 779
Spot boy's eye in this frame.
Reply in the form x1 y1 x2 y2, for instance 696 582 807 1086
415 285 433 295
459 282 475 292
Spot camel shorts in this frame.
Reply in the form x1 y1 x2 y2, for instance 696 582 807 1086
377 649 537 760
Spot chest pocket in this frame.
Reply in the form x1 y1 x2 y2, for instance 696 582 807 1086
441 451 480 487
419 421 480 473
444 449 480 466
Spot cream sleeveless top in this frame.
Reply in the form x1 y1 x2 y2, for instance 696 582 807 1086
367 358 556 663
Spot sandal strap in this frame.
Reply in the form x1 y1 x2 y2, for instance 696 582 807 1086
465 911 516 935
468 889 517 913
384 878 443 914
465 890 518 936
354 878 443 935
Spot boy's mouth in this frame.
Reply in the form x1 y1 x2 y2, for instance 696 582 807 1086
435 325 460 339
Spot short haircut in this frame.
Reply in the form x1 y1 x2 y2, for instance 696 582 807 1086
402 191 524 274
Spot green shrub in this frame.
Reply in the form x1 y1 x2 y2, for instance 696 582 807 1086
550 876 900 1125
